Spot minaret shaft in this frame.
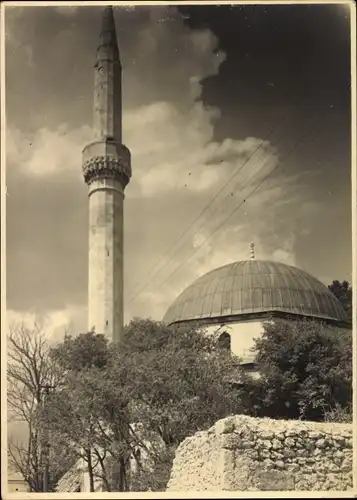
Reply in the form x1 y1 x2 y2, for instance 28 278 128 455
93 43 122 142
82 6 131 343
87 179 124 341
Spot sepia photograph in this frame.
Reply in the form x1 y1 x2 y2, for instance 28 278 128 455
2 0 355 495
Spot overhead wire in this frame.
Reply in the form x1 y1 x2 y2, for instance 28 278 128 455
127 151 275 305
127 109 299 302
154 115 320 294
127 113 317 306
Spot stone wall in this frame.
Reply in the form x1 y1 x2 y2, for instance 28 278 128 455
167 415 353 492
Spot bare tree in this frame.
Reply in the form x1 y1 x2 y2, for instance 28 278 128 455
7 320 74 491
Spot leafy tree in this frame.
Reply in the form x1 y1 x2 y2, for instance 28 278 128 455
119 318 242 446
328 280 353 322
46 319 245 491
49 332 138 492
43 366 129 492
14 316 352 491
7 321 76 492
240 318 352 422
109 318 244 489
50 331 109 373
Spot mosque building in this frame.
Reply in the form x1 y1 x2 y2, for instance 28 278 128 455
163 246 350 374
54 5 350 494
80 4 350 361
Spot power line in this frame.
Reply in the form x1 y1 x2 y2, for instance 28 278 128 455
127 151 276 306
127 112 296 301
127 140 270 299
127 115 309 307
151 116 319 296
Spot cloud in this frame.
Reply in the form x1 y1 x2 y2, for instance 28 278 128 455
125 100 278 197
124 164 311 321
7 125 91 179
124 154 320 321
5 5 319 328
127 228 299 322
7 307 87 345
120 6 226 109
271 235 297 266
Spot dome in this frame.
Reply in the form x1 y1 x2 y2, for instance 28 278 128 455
163 260 348 325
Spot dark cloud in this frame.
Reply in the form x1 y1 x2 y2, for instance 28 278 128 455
5 4 352 333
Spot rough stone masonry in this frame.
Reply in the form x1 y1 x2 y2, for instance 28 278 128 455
166 415 353 492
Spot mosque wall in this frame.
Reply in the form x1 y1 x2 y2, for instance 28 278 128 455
166 415 353 492
204 319 266 361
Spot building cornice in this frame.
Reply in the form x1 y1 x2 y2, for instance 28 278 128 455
168 310 352 330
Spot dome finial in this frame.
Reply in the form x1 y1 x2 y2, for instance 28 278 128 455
250 242 255 260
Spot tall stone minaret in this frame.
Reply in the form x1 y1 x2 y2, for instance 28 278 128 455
82 6 131 343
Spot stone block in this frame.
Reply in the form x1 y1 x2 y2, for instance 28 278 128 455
253 469 295 491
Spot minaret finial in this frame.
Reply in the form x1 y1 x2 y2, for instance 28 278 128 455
250 242 255 260
100 6 116 38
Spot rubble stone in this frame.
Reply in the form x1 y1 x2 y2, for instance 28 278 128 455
166 415 352 491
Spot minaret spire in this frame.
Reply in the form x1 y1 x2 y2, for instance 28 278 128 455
100 6 118 45
93 5 122 143
82 6 131 344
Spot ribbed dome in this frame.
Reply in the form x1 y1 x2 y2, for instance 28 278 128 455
163 260 347 325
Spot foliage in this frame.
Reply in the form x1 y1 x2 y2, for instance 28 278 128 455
240 318 352 421
47 332 134 492
44 319 245 491
117 319 245 489
47 330 116 490
328 280 353 322
323 403 353 423
50 331 109 373
43 365 130 491
9 313 353 492
117 319 243 447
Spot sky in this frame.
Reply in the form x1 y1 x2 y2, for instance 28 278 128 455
5 2 353 341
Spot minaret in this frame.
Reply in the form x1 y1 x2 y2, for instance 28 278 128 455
82 6 131 343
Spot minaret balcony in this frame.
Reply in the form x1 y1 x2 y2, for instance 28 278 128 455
82 140 131 187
